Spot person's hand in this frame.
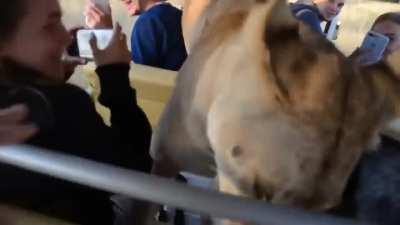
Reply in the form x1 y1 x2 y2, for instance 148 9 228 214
90 23 131 66
84 0 113 29
349 47 372 66
0 104 38 145
62 54 87 81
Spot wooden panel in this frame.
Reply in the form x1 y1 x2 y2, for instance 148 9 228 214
83 63 177 127
0 204 76 225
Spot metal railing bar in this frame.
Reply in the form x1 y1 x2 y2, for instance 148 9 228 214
0 145 370 225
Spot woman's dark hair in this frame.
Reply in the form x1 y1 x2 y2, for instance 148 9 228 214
372 12 400 28
0 0 27 45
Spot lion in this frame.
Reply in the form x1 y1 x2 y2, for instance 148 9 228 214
150 0 400 223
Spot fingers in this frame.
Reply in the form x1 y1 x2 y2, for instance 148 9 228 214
361 48 373 55
89 22 130 66
89 33 100 55
64 55 87 66
0 104 29 124
84 1 106 16
84 1 113 29
0 124 38 145
85 10 102 23
110 23 129 50
120 33 130 51
62 55 88 80
0 104 38 145
121 33 127 43
110 23 123 44
90 3 107 17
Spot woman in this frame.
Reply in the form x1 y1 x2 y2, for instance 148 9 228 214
338 14 400 225
372 12 400 57
0 0 152 224
351 12 400 65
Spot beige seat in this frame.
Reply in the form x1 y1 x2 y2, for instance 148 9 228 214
82 63 177 127
0 204 76 225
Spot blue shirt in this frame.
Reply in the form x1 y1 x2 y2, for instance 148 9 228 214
291 3 324 34
131 3 187 71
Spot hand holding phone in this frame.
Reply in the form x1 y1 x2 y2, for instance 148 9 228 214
92 0 110 13
359 31 390 65
84 0 112 28
88 24 131 66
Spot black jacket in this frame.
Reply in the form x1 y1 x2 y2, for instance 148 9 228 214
0 63 152 224
337 136 400 225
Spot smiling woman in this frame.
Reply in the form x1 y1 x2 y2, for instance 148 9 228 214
0 0 153 224
2 0 71 82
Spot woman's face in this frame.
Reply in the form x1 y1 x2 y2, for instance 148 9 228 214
373 20 400 56
0 0 71 81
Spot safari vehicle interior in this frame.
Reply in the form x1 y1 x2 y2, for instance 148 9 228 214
1 0 400 225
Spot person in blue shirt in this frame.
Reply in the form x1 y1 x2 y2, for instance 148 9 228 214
371 12 400 57
290 0 345 35
85 0 187 71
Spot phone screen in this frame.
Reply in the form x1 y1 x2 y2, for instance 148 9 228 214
77 29 113 59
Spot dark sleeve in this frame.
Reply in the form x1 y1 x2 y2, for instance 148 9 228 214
131 16 166 67
96 64 153 172
294 9 323 34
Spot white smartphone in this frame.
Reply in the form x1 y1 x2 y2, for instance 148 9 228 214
359 31 390 65
77 29 113 59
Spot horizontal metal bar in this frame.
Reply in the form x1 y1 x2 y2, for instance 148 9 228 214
0 145 370 225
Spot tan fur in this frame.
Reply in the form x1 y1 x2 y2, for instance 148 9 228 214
181 0 212 51
152 0 400 223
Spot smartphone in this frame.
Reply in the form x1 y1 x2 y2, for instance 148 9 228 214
77 29 113 59
359 31 390 65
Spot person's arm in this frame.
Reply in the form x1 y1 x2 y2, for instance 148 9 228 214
131 16 166 67
96 64 152 172
295 9 323 34
84 0 113 29
90 23 152 172
348 47 373 66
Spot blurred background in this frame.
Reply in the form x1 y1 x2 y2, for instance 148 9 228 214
60 0 184 33
335 0 400 54
59 0 184 91
2 1 400 224
60 0 400 55
59 0 400 126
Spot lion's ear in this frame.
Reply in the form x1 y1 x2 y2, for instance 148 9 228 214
182 0 213 52
264 0 297 32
